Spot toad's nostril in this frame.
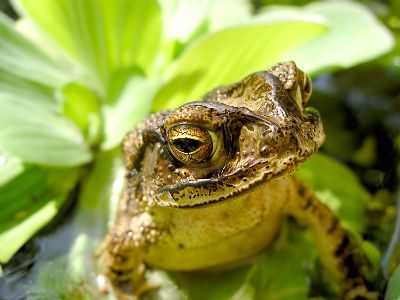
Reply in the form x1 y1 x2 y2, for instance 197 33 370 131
260 146 269 156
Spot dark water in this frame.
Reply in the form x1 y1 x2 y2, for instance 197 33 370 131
0 196 89 299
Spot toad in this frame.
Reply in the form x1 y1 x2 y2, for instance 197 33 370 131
100 61 375 299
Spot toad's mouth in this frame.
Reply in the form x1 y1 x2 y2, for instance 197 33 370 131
154 159 298 208
155 179 262 209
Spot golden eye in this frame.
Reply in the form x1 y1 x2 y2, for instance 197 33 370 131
167 124 214 164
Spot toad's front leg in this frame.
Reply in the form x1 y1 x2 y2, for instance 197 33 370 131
285 178 377 300
101 212 158 299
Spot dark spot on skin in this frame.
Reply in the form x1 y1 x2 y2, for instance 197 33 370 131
109 266 134 276
111 254 129 264
335 236 350 257
302 197 312 209
343 253 361 278
178 243 184 249
260 146 269 156
328 219 339 234
297 184 306 197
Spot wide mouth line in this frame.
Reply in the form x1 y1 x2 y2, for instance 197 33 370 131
155 161 259 196
155 160 279 209
155 173 271 209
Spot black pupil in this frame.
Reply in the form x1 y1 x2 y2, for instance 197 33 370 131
172 138 201 153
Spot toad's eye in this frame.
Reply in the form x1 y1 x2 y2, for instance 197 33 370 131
166 124 214 164
301 73 312 105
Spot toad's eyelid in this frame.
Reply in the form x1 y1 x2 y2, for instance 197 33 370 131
168 101 277 129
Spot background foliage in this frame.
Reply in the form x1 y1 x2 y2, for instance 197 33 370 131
0 0 398 299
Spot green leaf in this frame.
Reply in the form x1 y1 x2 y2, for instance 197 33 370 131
62 82 101 145
28 255 97 300
0 70 56 112
158 0 212 43
75 149 123 228
101 72 156 150
0 151 24 186
152 20 326 110
14 0 162 89
21 151 123 298
281 2 394 74
158 0 253 68
385 265 400 300
0 168 62 262
382 191 400 276
170 266 251 300
0 13 68 88
159 0 251 43
66 149 123 280
0 93 92 167
248 226 311 300
0 199 64 263
205 0 252 33
295 153 370 232
0 12 68 115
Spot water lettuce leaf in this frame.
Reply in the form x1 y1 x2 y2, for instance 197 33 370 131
0 93 92 167
14 0 162 90
153 20 326 110
295 153 370 232
282 2 394 74
0 167 78 263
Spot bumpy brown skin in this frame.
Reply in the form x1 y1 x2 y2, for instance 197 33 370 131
100 61 376 299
